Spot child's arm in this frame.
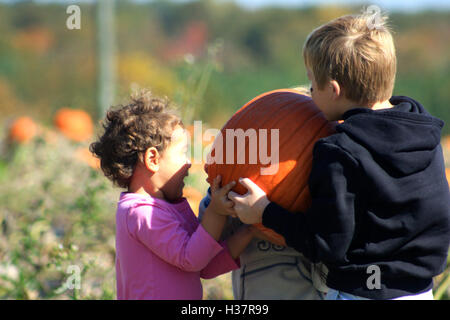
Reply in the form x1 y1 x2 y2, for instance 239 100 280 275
200 207 227 241
225 225 255 260
200 175 236 241
199 225 256 279
127 203 226 273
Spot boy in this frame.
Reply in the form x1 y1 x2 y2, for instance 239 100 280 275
229 13 450 299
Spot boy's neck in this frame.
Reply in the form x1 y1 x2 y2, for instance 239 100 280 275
370 99 393 111
337 98 393 120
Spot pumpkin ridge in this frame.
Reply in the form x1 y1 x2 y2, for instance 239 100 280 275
266 100 318 143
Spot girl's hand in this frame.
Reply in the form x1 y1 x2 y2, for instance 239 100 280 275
208 175 237 216
228 178 270 225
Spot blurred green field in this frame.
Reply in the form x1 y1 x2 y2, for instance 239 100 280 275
0 1 449 132
0 123 236 299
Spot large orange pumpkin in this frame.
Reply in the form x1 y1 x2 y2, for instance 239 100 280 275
205 89 336 246
54 108 93 142
9 116 38 143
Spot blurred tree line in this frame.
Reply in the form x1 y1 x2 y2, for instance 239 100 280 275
0 0 449 133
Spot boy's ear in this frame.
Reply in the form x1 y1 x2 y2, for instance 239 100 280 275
329 80 342 100
144 147 160 173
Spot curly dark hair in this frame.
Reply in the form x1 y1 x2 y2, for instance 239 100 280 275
90 90 182 188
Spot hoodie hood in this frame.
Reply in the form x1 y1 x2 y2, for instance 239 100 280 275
337 96 444 176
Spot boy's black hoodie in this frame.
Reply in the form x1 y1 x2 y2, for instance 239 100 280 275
262 96 450 299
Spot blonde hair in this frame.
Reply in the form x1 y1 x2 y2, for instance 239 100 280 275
303 12 396 105
290 85 312 97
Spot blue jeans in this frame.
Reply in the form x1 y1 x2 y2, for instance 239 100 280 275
325 288 369 300
325 288 434 300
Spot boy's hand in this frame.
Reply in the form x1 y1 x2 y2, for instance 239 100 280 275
208 175 237 216
228 178 270 225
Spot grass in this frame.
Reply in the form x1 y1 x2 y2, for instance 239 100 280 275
0 125 449 300
0 126 234 299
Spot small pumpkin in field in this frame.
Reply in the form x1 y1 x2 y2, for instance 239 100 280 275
9 116 38 143
205 89 336 246
54 108 93 142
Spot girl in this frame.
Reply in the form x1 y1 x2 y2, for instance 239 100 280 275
90 90 255 299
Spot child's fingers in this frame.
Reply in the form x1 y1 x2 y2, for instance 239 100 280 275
220 180 236 196
227 191 239 202
228 191 245 203
223 199 234 208
211 175 221 193
238 177 261 193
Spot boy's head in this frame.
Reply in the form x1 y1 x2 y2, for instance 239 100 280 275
303 12 396 120
90 90 190 201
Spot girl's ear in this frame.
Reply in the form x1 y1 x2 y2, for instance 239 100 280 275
144 147 160 173
329 80 342 100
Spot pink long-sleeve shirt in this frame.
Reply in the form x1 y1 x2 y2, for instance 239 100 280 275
115 192 239 300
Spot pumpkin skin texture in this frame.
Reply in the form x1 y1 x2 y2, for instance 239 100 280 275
54 108 93 142
205 89 336 246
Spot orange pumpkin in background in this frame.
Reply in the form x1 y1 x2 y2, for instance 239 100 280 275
205 89 336 246
9 116 38 143
54 108 93 142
